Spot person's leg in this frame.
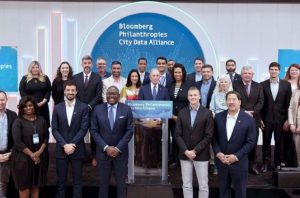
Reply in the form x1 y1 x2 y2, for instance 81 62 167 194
30 187 39 198
71 159 84 198
0 162 10 197
55 158 68 198
217 165 231 198
193 161 209 198
19 189 30 198
262 123 274 171
180 160 194 198
293 134 300 167
273 122 283 167
113 158 128 198
231 168 248 198
98 159 112 198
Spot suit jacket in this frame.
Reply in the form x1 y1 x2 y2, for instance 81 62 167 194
91 102 133 160
195 79 217 109
1 109 17 153
164 73 173 88
51 100 88 159
288 89 300 127
168 81 193 116
141 71 150 85
176 105 214 161
138 83 170 100
233 80 264 125
73 72 103 108
213 110 256 170
228 72 242 83
261 79 291 124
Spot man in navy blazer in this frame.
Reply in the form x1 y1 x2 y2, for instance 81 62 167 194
156 56 173 88
91 86 133 198
137 57 150 85
52 80 88 198
73 55 103 166
213 91 256 198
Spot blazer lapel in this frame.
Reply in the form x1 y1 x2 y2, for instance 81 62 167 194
265 80 274 101
228 111 242 142
69 101 79 128
112 105 122 131
103 105 112 132
274 80 283 102
61 103 70 128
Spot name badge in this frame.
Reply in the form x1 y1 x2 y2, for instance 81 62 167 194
33 133 39 144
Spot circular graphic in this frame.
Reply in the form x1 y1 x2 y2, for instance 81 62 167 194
91 13 204 77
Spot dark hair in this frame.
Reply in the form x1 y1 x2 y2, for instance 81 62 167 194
138 57 147 64
226 91 241 101
63 79 77 90
18 96 38 116
202 64 214 71
0 90 7 98
156 57 167 64
55 61 73 81
111 60 122 67
226 59 236 66
168 59 174 62
269 62 280 70
172 63 187 83
284 64 300 81
194 57 204 64
81 55 93 62
126 69 141 88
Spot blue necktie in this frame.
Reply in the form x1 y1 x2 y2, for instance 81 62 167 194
160 76 165 86
108 106 114 130
153 85 157 100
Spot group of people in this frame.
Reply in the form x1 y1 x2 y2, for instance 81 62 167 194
0 54 299 198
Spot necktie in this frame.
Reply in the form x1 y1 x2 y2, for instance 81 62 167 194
245 83 250 96
160 76 165 86
84 75 89 88
153 85 157 100
108 106 114 130
229 73 233 82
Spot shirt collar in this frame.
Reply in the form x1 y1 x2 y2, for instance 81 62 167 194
242 80 252 86
203 78 212 85
270 78 279 84
83 72 92 78
107 103 118 109
151 82 158 88
65 99 76 107
227 110 240 119
189 104 200 111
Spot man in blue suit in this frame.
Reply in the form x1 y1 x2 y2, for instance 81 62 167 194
52 80 89 198
213 91 256 198
137 57 150 85
91 85 133 198
156 56 173 88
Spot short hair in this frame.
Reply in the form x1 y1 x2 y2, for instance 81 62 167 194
18 96 38 116
188 86 200 95
226 59 236 66
168 59 174 62
0 90 7 98
107 85 119 93
111 60 122 66
138 57 147 64
63 79 77 90
96 57 106 62
126 69 141 88
150 68 159 75
156 56 167 63
202 64 214 71
81 55 93 62
171 63 187 83
55 61 73 81
269 62 280 70
241 66 253 73
194 57 204 64
226 90 241 101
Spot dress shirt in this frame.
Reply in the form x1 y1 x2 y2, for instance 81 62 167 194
83 72 92 81
201 78 212 107
65 99 76 126
195 72 202 82
190 104 200 127
160 72 167 87
0 110 8 151
151 82 158 97
139 71 145 84
103 76 127 102
270 78 279 100
226 110 240 141
107 103 118 125
242 81 252 96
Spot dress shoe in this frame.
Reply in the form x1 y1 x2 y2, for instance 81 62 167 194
250 166 259 175
261 164 268 173
275 165 281 171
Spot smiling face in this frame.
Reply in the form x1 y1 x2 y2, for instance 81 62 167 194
290 66 300 79
174 67 183 82
226 93 241 113
111 64 121 78
150 69 160 85
0 92 7 112
106 86 120 105
188 88 200 107
30 64 40 76
97 59 107 73
130 71 139 86
219 78 230 91
81 59 92 74
241 68 254 83
156 59 167 74
194 59 203 73
269 66 280 79
23 101 35 116
138 59 147 73
60 63 70 78
64 85 77 101
226 61 236 73
202 67 213 81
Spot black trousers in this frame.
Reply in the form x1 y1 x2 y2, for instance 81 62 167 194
248 126 259 164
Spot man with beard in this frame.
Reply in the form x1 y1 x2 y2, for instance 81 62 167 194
226 59 242 84
102 61 127 102
52 80 89 198
73 55 103 166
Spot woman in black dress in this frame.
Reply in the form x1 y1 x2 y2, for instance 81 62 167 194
19 60 51 127
52 61 73 105
11 96 49 198
168 63 192 168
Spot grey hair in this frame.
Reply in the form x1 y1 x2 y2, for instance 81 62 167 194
241 65 254 73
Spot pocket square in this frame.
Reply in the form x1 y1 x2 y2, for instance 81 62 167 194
119 116 125 119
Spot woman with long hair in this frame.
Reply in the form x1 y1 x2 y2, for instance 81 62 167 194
120 69 141 102
11 96 49 198
19 61 51 127
284 64 300 91
52 61 73 105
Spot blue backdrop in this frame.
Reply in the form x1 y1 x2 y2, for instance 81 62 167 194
0 46 18 92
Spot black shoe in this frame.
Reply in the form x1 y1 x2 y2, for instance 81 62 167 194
251 166 259 175
261 164 268 173
275 165 281 171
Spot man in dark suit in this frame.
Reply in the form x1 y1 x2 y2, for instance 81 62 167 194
73 55 103 166
0 90 17 197
137 57 150 85
195 64 217 109
187 57 204 83
52 80 88 198
138 68 170 168
233 66 264 175
176 86 214 198
213 91 256 198
260 62 292 172
156 56 173 88
91 85 133 198
226 59 242 83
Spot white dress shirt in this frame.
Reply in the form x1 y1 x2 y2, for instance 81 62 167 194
150 82 158 96
226 110 240 141
65 99 76 126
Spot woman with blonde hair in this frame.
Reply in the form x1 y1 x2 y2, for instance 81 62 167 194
19 61 51 127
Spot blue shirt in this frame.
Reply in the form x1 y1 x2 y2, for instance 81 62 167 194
201 78 212 107
190 104 200 127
